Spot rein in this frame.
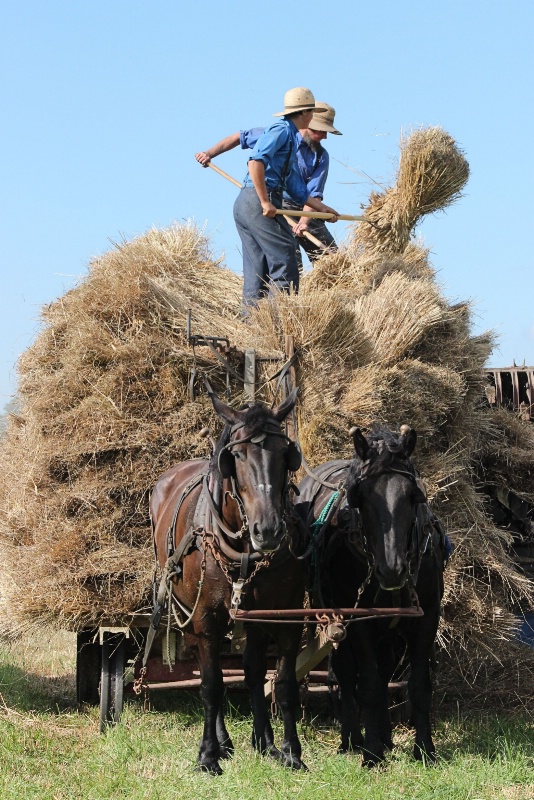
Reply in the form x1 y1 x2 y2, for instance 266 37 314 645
204 474 249 541
300 451 342 490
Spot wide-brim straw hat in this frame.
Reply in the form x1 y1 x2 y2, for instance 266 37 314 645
273 87 327 117
309 102 342 135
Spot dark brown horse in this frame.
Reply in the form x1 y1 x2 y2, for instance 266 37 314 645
150 388 308 774
295 425 446 766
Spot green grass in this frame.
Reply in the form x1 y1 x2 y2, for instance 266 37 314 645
0 634 533 800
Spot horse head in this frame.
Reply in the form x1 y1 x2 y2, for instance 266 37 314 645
208 388 301 554
345 425 426 591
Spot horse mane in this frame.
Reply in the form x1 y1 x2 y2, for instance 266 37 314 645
209 402 277 475
347 425 415 486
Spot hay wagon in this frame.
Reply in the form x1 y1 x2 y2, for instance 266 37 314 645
76 605 422 733
75 318 421 731
4 130 534 724
72 354 534 732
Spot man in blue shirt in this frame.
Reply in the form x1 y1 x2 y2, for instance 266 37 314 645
196 102 342 272
281 102 342 267
195 87 338 308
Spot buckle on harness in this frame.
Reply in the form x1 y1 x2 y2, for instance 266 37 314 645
230 579 247 653
231 579 245 612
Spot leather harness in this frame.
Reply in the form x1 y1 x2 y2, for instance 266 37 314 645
140 418 303 670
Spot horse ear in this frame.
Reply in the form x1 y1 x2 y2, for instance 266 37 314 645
350 427 369 461
272 387 299 422
401 427 417 457
208 391 243 426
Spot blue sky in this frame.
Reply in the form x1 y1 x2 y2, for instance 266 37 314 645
1 1 533 406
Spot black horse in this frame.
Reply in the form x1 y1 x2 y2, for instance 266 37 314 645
295 425 446 765
150 389 307 774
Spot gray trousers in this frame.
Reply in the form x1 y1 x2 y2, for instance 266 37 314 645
233 187 299 308
282 199 338 270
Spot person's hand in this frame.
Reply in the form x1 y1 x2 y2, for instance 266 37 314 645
261 201 277 218
293 218 309 237
321 205 339 222
195 151 211 167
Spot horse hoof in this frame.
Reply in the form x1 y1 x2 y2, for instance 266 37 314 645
281 753 308 771
195 760 223 776
338 739 363 754
362 752 384 769
414 745 437 765
262 744 281 760
219 743 234 760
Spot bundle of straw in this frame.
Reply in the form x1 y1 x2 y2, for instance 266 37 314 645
354 127 469 254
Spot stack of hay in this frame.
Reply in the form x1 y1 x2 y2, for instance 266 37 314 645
0 226 243 631
0 127 533 705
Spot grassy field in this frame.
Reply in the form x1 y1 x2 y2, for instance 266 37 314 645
0 631 532 800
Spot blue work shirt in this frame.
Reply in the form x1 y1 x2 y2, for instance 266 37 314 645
240 126 329 201
241 119 309 206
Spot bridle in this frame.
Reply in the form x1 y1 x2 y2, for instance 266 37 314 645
211 416 302 548
208 415 303 618
344 455 428 605
218 418 299 475
143 408 304 668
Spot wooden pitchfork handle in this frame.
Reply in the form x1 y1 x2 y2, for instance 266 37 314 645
206 162 329 251
277 208 366 222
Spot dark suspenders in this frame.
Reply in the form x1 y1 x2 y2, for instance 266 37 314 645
275 134 293 194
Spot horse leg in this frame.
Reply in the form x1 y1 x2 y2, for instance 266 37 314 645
376 633 395 751
196 636 227 775
215 706 234 759
330 638 363 753
243 625 280 759
355 633 389 766
405 626 437 763
272 625 307 771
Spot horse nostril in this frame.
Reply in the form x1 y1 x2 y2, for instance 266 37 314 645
250 520 285 553
376 563 408 590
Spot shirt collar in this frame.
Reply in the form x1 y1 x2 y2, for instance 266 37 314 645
284 118 299 134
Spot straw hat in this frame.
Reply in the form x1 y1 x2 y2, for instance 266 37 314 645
273 87 327 117
309 102 342 135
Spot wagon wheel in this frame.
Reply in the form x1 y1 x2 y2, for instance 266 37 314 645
99 634 125 732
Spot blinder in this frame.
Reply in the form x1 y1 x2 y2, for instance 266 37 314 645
287 441 302 472
218 448 235 479
413 476 427 505
217 421 301 479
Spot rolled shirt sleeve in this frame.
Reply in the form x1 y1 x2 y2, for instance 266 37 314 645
240 128 264 150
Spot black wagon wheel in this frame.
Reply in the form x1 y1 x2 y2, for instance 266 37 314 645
99 634 125 732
